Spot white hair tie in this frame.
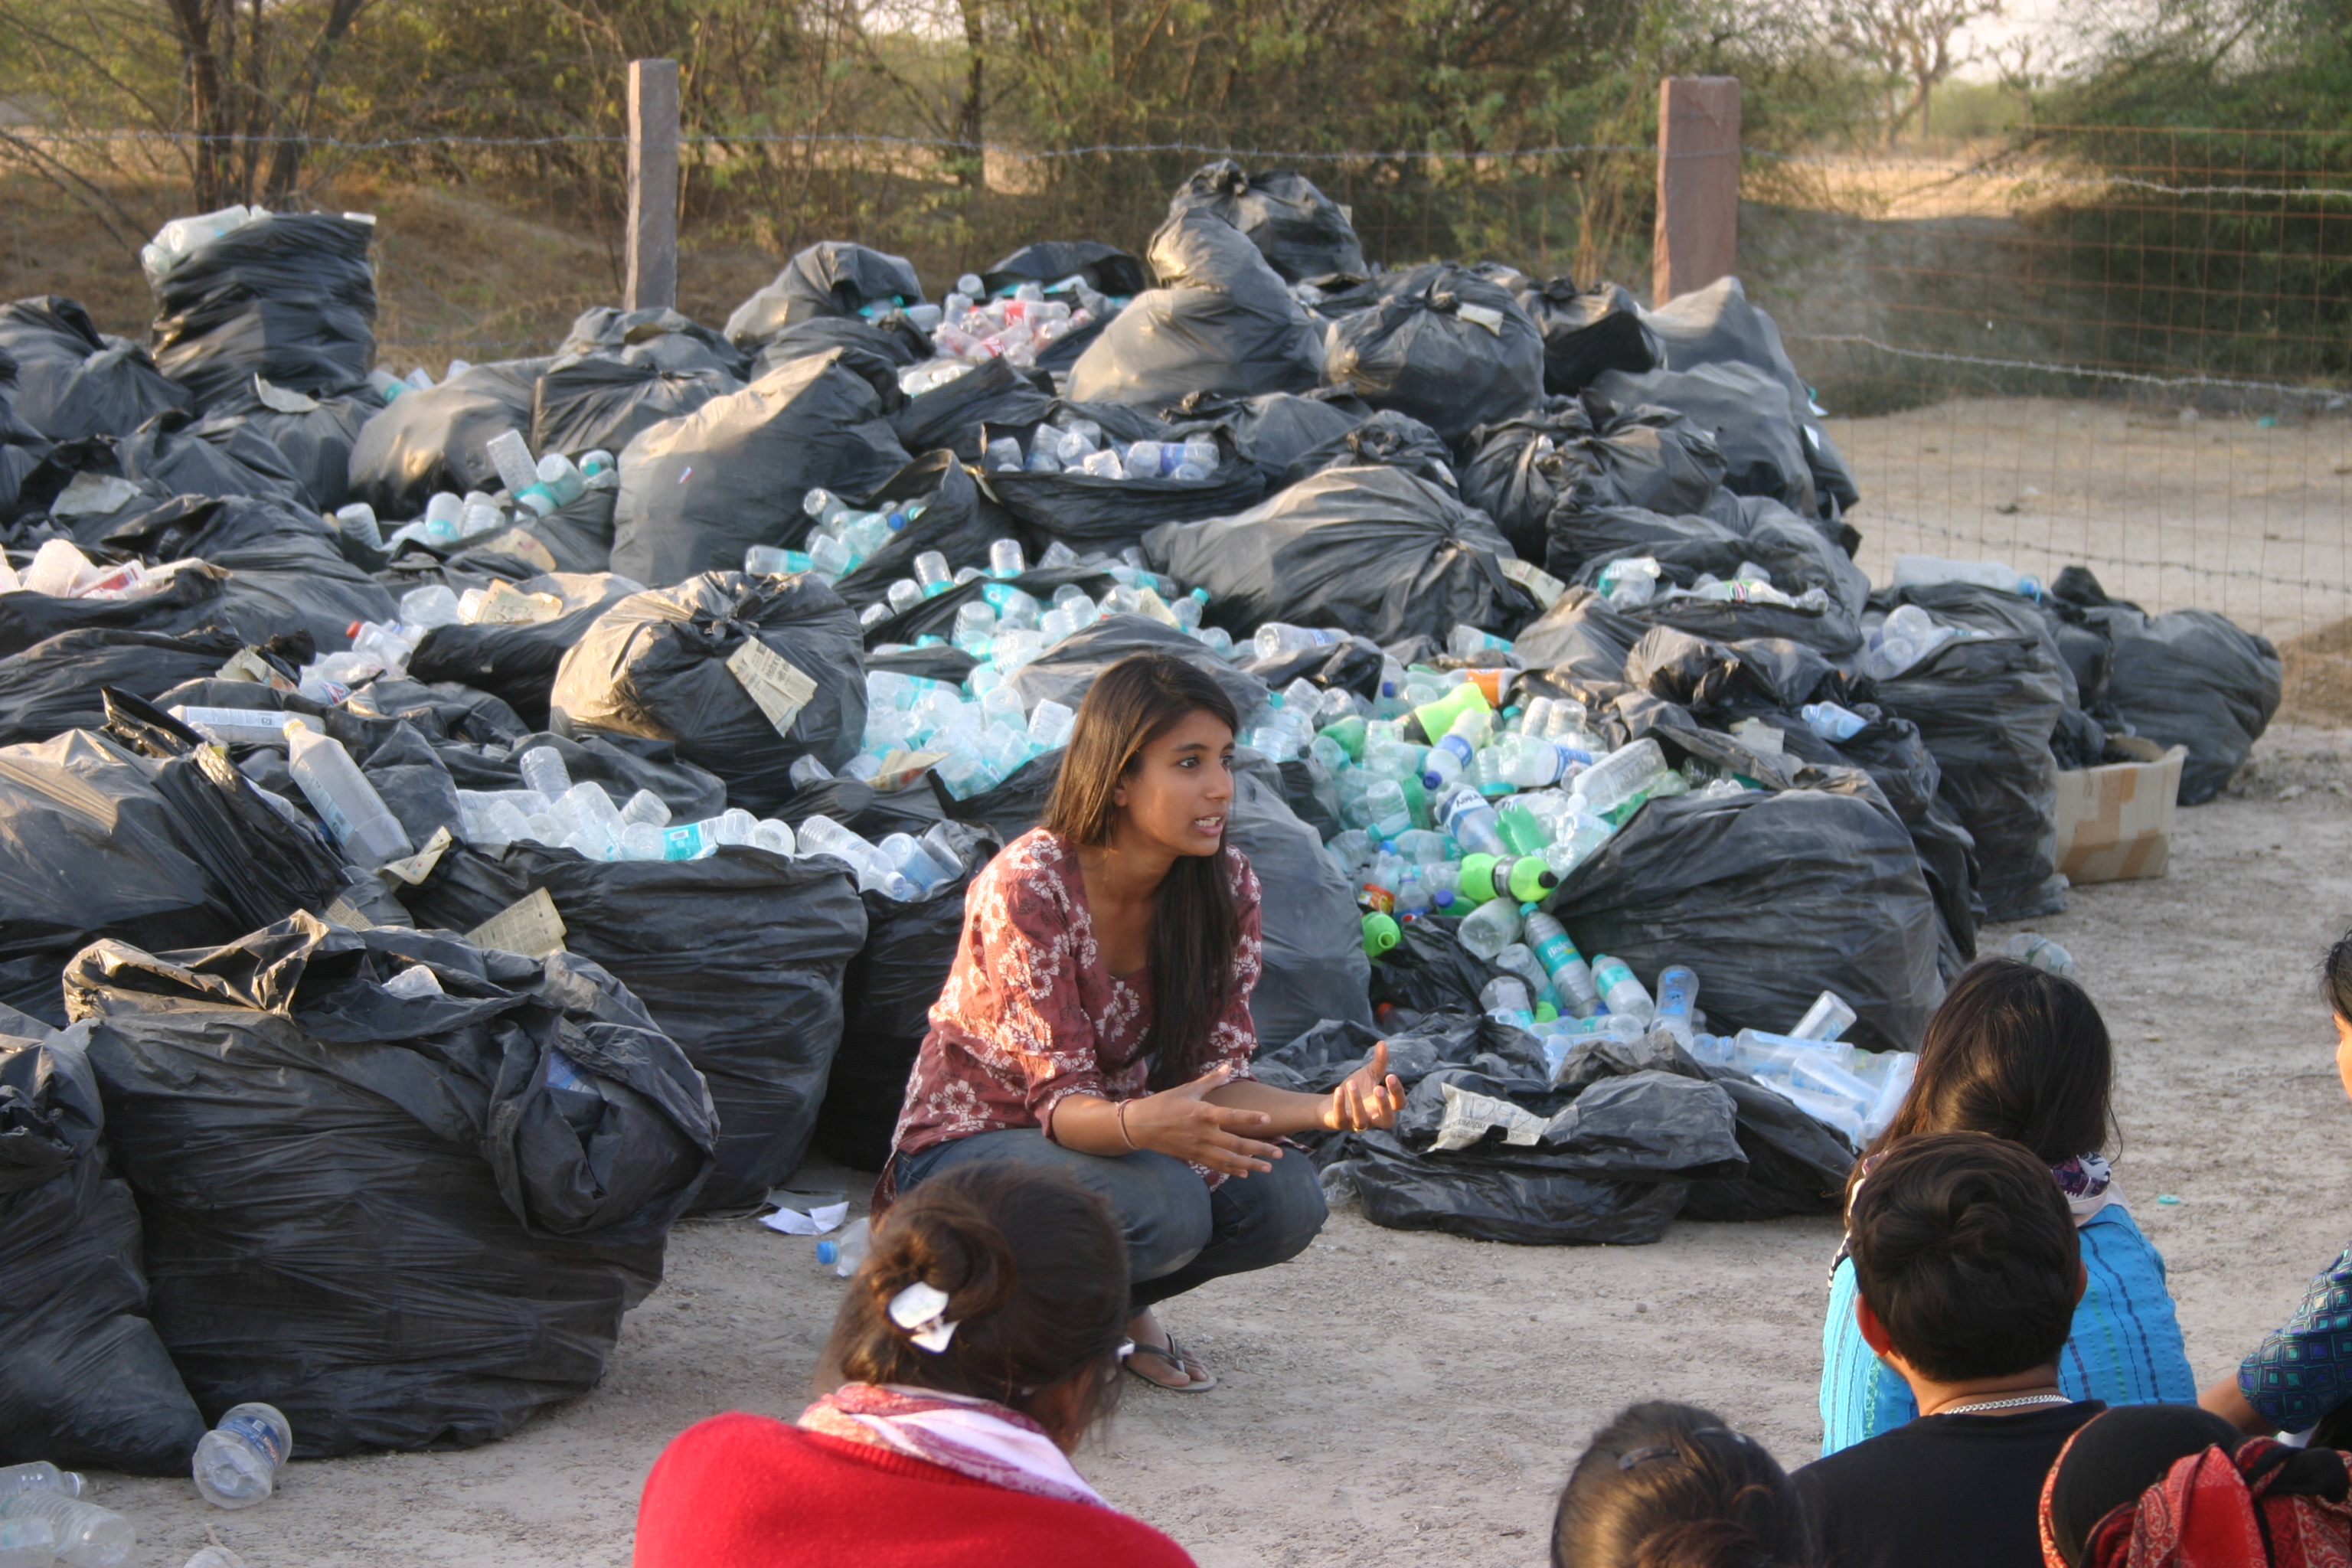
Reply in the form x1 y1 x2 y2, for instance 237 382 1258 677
888 1281 958 1352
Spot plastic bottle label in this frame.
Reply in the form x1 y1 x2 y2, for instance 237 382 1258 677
220 1412 285 1468
725 640 818 739
1592 958 1635 992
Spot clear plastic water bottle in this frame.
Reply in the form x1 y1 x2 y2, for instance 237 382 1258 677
0 1464 80 1500
987 538 1026 579
1479 975 1535 1026
1655 965 1700 1050
286 724 413 867
1520 911 1601 1018
1364 778 1412 839
517 746 571 799
2000 932 2078 978
1802 701 1867 742
1788 990 1857 1042
1439 789 1508 857
1253 622 1341 662
183 1548 248 1568
193 1402 291 1509
1571 739 1667 820
0 1489 132 1568
1457 895 1522 962
1590 955 1656 1022
815 1221 871 1279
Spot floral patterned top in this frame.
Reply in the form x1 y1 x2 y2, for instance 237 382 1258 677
884 828 1263 1197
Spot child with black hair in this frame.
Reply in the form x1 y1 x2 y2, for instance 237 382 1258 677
1818 959 2193 1452
1795 1131 2105 1568
632 1162 1197 1567
1553 1401 1814 1568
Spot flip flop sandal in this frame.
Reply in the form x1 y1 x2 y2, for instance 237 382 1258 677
1124 1335 1217 1392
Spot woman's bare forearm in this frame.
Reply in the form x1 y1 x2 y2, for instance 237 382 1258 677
1204 1079 1332 1135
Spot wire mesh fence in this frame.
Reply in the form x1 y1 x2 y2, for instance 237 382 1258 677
8 112 2350 648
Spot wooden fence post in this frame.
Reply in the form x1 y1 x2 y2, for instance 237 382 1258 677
626 58 680 313
1653 76 1741 305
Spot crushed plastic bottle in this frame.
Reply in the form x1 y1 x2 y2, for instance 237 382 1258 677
286 724 413 867
0 1489 132 1568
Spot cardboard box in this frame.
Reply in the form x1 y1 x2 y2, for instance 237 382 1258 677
2053 740 2187 884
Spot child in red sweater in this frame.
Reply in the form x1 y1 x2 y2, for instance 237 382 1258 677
633 1162 1195 1567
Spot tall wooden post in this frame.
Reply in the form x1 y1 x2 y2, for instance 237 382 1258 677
1653 77 1741 305
626 58 680 313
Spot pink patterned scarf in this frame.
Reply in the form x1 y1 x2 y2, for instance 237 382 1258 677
798 1383 1107 1509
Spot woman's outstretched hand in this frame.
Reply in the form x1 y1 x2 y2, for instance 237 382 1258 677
1322 1041 1406 1132
1125 1063 1284 1177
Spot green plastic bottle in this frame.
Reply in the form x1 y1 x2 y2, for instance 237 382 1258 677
1361 911 1401 959
1455 852 1501 907
1318 714 1368 763
1410 680 1491 746
1495 802 1550 856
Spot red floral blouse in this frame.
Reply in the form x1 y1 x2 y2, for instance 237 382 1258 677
884 828 1264 1197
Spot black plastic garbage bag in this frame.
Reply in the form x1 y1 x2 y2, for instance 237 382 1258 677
554 306 747 379
400 843 863 1211
2059 578 2280 803
149 213 377 408
0 1019 207 1473
724 243 926 348
1348 1127 1693 1245
348 359 554 521
427 486 617 580
1278 408 1461 495
891 358 1058 462
94 492 397 651
609 350 910 587
983 240 1149 299
1147 465 1537 646
0 627 252 748
116 407 308 505
1164 387 1367 484
1320 264 1545 443
830 452 1010 612
1003 613 1269 720
1168 161 1367 283
1870 603 2068 922
1549 781 1943 1052
749 318 923 412
550 571 865 816
1368 916 1501 1020
1593 362 1815 516
1066 211 1324 407
815 822 990 1172
0 727 346 1024
0 297 193 440
531 359 737 464
1466 400 1730 561
1225 761 1374 1050
67 913 716 1454
1639 276 1859 518
205 378 371 511
980 421 1263 559
407 573 645 730
1516 279 1658 394
939 748 1062 844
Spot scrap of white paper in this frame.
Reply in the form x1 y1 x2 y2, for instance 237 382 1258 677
760 1200 849 1236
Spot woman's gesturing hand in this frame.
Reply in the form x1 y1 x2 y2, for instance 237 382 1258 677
1123 1063 1284 1177
1322 1041 1406 1132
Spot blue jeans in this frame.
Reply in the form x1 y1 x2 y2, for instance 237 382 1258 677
895 1128 1328 1309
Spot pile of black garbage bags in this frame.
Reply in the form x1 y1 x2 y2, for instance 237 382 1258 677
0 164 2282 1475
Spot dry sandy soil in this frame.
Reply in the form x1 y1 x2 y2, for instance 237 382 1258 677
64 720 2352 1565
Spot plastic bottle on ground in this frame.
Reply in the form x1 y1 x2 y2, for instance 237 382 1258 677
2000 932 2078 978
0 1489 132 1568
517 746 570 799
816 1220 871 1279
193 1403 291 1509
286 724 413 867
183 1548 248 1568
0 1465 80 1500
1589 955 1656 1022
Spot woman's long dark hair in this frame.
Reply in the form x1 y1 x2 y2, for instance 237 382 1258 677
1043 652 1242 1090
1860 957 2114 1181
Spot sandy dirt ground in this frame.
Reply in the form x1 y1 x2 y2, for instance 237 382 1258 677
67 721 2352 1566
1831 397 2352 642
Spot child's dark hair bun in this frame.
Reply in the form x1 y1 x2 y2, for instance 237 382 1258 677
859 1182 1018 1341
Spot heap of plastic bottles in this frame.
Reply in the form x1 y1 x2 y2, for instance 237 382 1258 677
981 420 1221 484
897 273 1121 396
0 538 171 602
1594 554 1832 613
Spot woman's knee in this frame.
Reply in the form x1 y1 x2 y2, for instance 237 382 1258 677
1121 1152 1215 1280
1227 1151 1329 1266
